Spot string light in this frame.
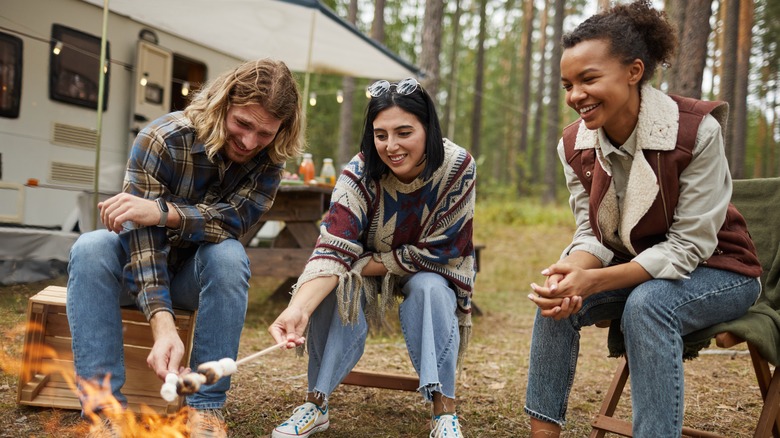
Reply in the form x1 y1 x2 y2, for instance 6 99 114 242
336 89 343 104
181 81 190 96
309 92 317 106
52 41 63 55
140 72 149 86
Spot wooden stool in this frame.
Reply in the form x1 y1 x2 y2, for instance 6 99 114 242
16 286 196 414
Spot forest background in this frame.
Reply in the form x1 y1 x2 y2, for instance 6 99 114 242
295 0 780 204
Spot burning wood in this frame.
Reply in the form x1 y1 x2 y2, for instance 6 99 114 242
160 341 288 401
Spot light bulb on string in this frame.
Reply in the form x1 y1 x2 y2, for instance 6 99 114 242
309 92 317 107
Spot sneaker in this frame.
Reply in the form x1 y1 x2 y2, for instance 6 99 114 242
430 414 462 438
86 416 122 438
189 408 227 438
272 402 330 437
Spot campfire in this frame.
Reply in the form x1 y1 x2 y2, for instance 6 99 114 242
10 286 291 436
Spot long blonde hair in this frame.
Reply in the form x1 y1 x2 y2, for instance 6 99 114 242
184 59 304 163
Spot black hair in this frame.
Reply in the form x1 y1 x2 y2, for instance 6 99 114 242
359 82 444 181
561 0 676 85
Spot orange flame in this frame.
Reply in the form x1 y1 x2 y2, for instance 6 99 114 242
6 320 224 437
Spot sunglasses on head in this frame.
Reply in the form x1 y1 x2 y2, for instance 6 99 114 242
367 77 420 98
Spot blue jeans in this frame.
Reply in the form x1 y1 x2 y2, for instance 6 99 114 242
66 229 250 411
524 266 759 437
307 271 460 402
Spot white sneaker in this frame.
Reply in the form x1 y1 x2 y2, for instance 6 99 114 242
272 402 330 437
430 414 462 438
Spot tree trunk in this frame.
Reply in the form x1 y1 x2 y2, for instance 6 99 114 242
667 0 712 98
470 0 488 160
730 0 752 179
420 0 444 98
543 0 565 203
372 0 386 43
516 0 535 195
531 0 549 186
337 0 359 169
719 0 739 164
442 0 462 140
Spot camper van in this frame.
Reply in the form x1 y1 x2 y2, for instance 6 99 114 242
0 0 244 232
0 0 417 283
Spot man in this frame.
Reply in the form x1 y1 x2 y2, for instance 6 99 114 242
66 58 303 437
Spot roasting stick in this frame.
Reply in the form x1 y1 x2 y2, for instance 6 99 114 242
160 341 288 402
235 341 288 366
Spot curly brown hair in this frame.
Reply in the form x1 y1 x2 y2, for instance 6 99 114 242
561 0 676 85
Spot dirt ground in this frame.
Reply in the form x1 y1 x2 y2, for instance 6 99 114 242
0 221 771 437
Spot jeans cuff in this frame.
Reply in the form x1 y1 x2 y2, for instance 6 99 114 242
524 405 565 428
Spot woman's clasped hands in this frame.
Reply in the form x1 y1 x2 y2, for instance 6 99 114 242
528 263 598 320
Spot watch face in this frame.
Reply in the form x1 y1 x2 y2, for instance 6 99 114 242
157 198 169 212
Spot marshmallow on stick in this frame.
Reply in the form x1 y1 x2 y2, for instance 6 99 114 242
160 341 287 401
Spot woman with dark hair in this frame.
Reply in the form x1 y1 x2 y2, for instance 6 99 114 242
269 78 476 438
524 1 761 436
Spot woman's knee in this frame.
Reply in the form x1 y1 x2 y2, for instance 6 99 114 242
621 282 672 335
403 272 453 300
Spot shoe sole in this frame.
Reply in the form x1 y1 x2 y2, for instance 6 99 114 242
271 420 329 438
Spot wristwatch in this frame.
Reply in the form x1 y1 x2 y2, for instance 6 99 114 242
155 197 169 227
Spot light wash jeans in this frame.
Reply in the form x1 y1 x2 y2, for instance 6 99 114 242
307 271 460 403
524 266 760 437
66 229 250 411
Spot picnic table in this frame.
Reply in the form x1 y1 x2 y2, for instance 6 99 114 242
242 184 332 299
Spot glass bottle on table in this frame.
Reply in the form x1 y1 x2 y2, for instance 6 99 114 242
298 153 315 184
320 158 336 186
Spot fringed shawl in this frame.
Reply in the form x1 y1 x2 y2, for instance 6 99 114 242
292 139 477 364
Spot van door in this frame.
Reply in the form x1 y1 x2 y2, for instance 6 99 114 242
131 40 172 138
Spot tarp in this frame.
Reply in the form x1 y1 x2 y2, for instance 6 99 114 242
80 0 419 80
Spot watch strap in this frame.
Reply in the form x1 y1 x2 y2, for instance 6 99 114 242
155 197 168 227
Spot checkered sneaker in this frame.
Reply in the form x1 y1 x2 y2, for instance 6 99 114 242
272 402 330 437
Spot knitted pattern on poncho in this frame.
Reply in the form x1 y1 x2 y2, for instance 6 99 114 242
293 139 477 362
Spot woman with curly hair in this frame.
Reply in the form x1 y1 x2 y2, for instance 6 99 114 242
524 1 762 436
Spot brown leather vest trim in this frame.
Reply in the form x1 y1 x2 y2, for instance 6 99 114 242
562 95 761 277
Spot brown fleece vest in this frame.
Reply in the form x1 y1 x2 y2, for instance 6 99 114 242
562 95 761 277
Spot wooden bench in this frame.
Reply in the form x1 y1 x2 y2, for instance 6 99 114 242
17 286 196 414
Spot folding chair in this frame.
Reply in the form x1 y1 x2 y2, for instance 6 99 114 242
590 177 780 438
590 340 780 437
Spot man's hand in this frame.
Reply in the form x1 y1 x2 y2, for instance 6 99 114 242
98 193 163 233
147 312 188 381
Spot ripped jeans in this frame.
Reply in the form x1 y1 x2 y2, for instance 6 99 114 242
306 271 460 403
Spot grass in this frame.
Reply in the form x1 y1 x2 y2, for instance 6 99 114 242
0 198 771 437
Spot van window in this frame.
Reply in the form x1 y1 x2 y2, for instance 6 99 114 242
171 54 207 112
49 24 109 110
0 32 22 118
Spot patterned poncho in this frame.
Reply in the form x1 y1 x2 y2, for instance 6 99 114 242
293 139 477 360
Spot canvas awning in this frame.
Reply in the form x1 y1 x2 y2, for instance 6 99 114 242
80 0 419 80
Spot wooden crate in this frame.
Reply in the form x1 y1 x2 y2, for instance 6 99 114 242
17 286 196 414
